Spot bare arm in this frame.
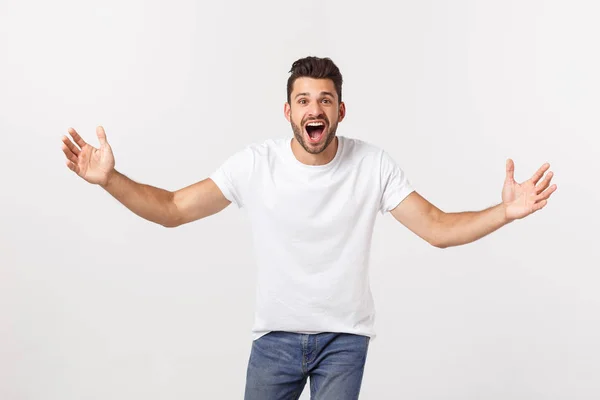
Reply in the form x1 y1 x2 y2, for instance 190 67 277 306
391 193 509 248
101 171 230 227
390 159 556 249
62 126 231 228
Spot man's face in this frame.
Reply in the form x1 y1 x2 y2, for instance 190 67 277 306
285 77 346 155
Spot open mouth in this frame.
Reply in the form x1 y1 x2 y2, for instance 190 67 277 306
304 121 326 143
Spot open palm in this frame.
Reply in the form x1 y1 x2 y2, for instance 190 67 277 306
502 158 557 221
61 126 115 186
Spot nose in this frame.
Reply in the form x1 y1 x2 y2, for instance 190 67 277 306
306 101 324 118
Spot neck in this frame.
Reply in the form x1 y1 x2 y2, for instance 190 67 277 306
291 136 339 166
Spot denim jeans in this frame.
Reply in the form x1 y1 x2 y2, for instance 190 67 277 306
244 331 370 399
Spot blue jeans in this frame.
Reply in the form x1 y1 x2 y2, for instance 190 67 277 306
244 331 370 399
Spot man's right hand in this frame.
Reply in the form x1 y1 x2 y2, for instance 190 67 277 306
61 126 115 187
60 124 231 227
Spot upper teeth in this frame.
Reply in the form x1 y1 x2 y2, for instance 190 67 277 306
307 122 324 126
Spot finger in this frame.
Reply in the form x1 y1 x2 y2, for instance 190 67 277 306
536 184 557 201
96 125 109 146
535 171 553 194
61 135 80 156
61 143 79 164
532 199 548 212
506 158 515 182
531 162 550 185
65 159 80 175
68 127 88 149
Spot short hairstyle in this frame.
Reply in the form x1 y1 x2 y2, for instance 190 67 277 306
287 56 343 104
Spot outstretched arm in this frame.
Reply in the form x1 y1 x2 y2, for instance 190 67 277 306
390 159 557 248
101 171 230 227
62 126 231 228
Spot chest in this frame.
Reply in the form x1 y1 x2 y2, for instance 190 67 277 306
247 164 380 241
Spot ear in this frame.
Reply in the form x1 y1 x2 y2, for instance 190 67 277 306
284 102 291 123
338 101 346 122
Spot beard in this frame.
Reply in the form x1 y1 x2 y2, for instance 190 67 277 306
290 114 339 155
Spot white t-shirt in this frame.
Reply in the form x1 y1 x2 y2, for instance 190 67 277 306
209 135 414 341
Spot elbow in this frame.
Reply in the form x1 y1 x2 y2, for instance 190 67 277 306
160 213 182 228
428 238 448 249
429 215 449 249
161 214 183 228
161 195 183 228
427 227 449 249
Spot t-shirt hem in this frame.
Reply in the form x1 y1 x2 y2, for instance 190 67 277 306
209 172 240 208
382 186 415 215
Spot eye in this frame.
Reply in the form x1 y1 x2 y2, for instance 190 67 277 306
322 98 331 104
298 99 307 105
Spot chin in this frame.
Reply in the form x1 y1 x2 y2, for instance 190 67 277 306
291 119 337 154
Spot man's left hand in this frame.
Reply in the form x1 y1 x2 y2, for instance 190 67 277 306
502 158 557 221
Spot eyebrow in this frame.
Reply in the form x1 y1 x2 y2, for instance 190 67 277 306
294 91 335 99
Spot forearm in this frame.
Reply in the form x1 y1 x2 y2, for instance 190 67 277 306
100 170 178 227
434 203 512 248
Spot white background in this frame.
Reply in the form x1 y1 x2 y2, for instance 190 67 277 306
1 0 599 399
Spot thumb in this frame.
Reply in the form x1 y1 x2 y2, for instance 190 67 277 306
505 158 515 182
96 125 109 146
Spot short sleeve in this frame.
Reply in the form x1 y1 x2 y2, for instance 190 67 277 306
209 146 255 209
379 150 415 215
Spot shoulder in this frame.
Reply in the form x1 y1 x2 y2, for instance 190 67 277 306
340 136 386 161
340 136 409 177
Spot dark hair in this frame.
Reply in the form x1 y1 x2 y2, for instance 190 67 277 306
287 56 343 104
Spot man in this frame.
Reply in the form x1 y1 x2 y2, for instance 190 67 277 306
61 56 557 399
